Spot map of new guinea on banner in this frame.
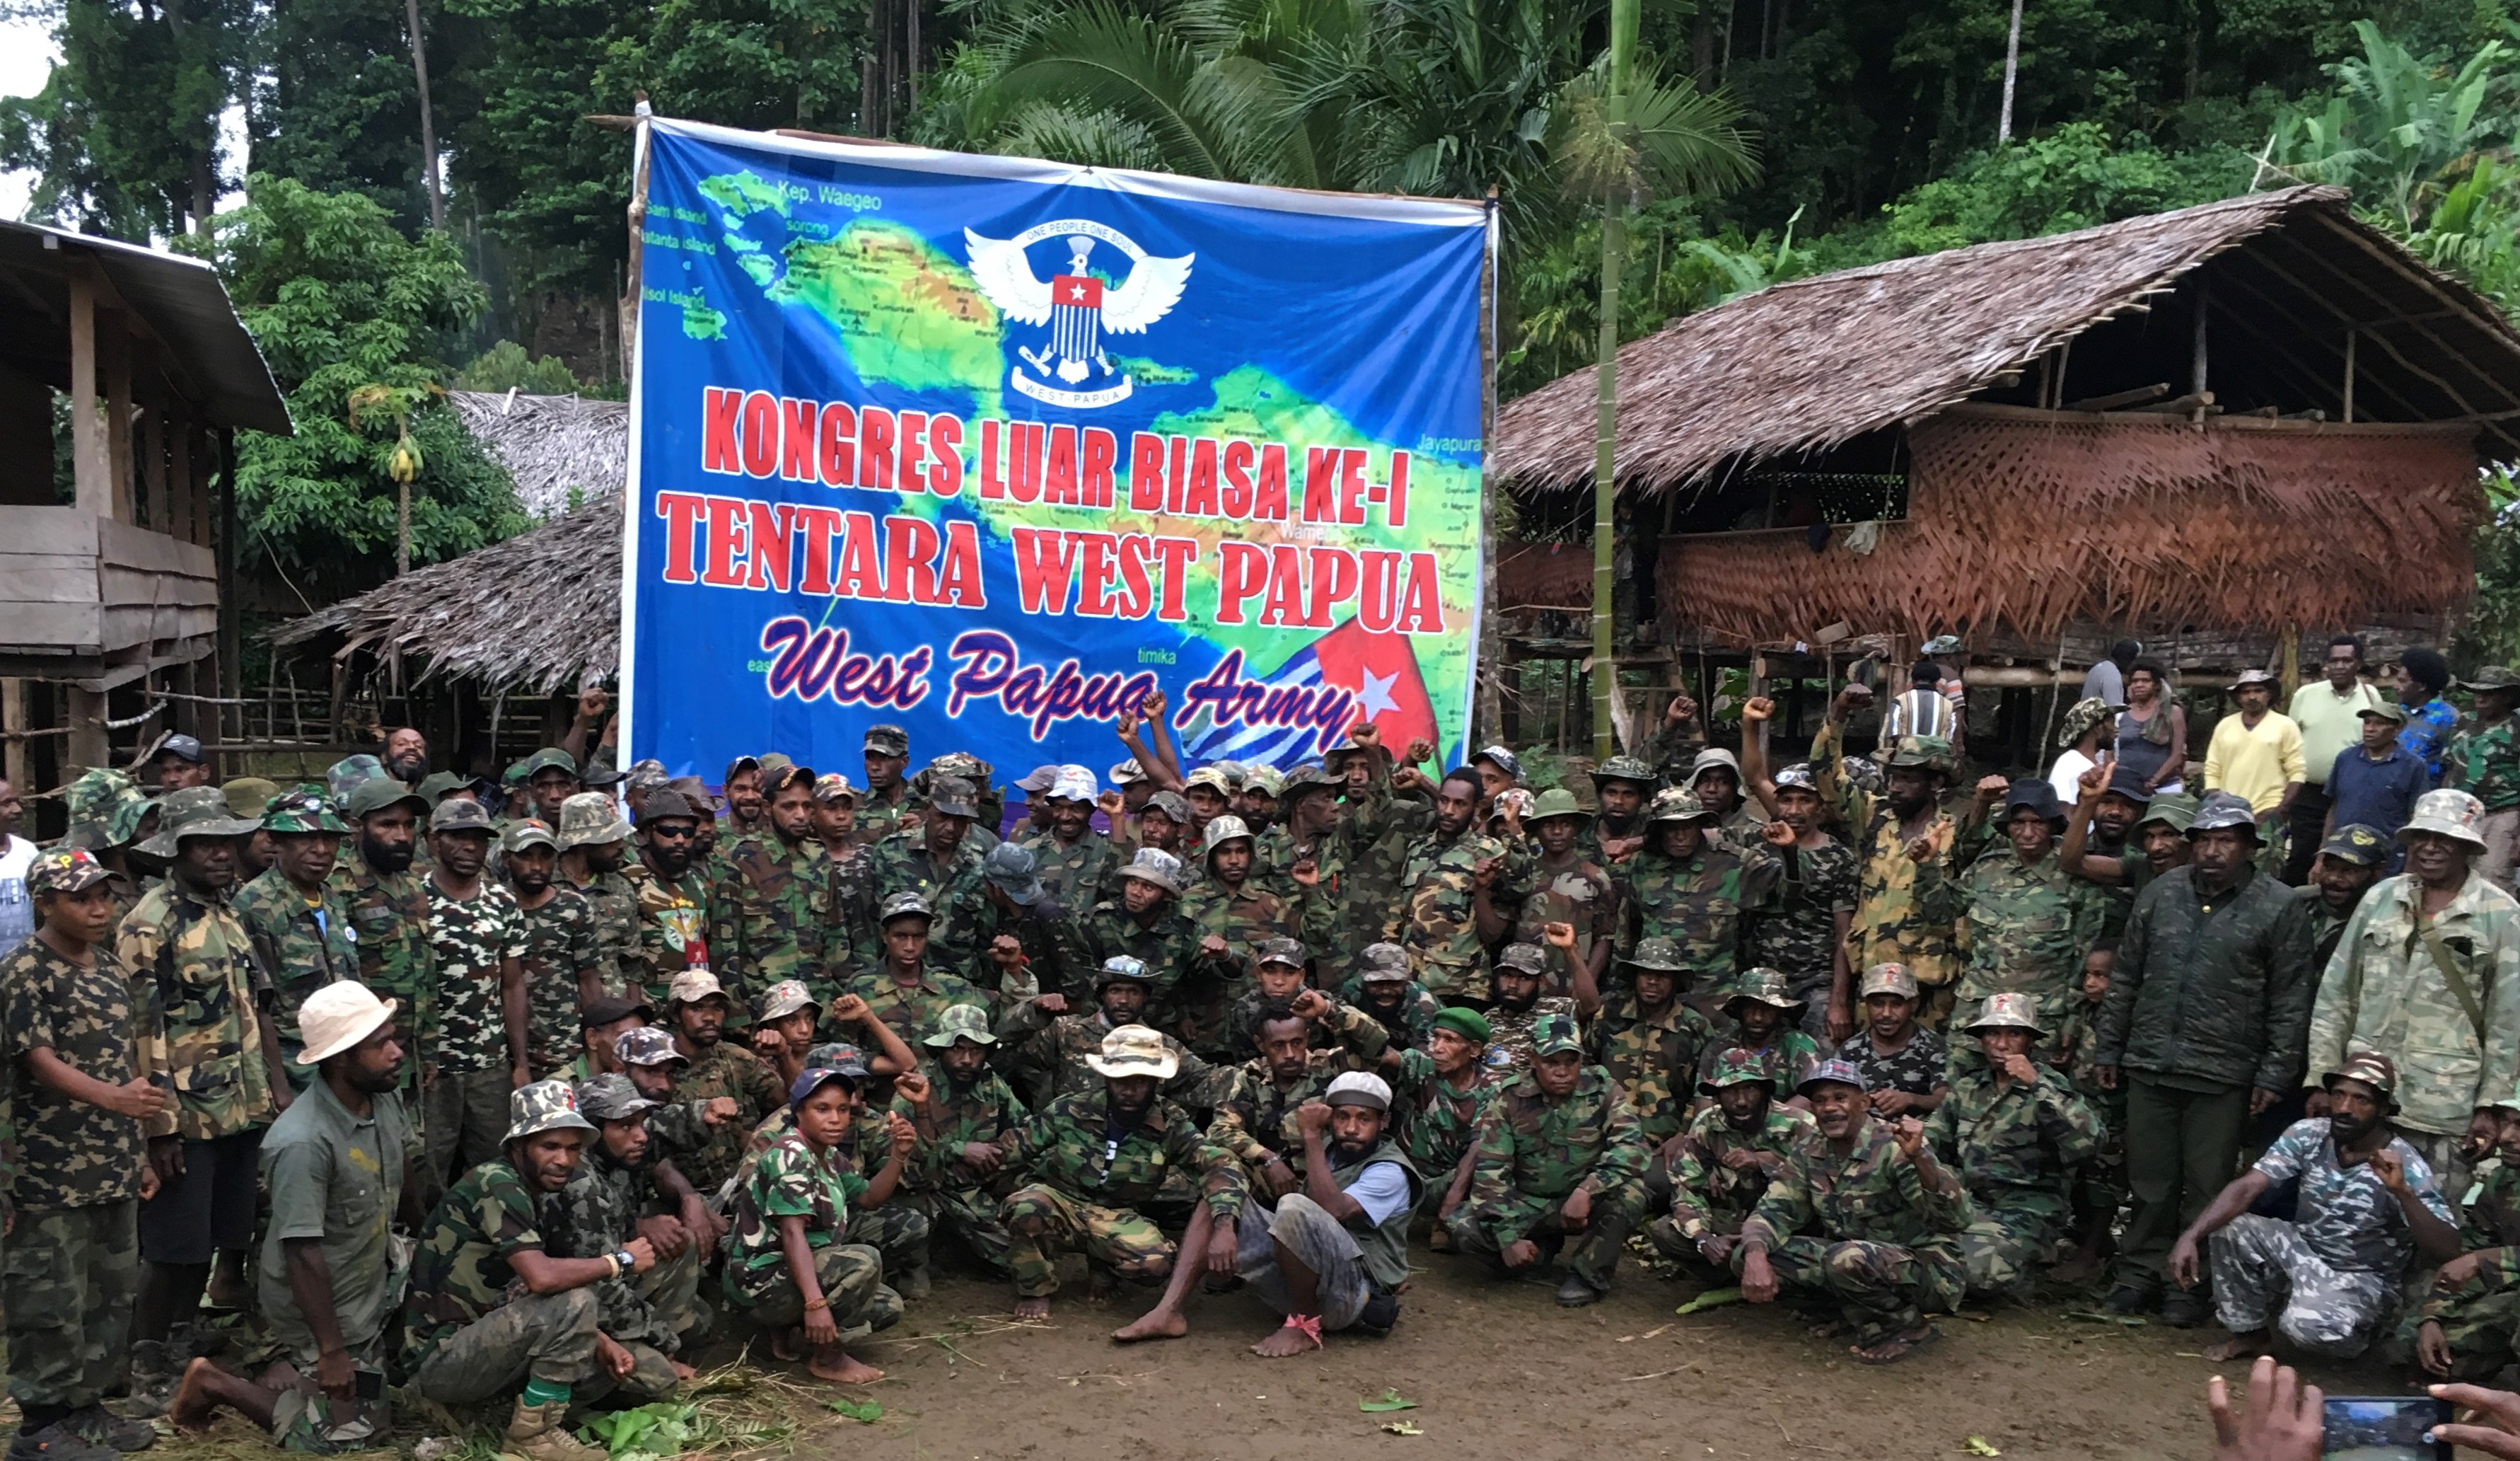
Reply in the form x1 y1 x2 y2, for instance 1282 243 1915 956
621 119 1492 785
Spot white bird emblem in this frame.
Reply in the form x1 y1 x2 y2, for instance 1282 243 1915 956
964 222 1192 407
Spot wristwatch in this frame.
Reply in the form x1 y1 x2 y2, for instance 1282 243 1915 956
612 1249 638 1273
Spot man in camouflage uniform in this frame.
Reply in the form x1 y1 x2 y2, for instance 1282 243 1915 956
1738 700 1862 1038
1577 935 1716 1149
235 790 356 1080
2448 664 2520 892
1205 990 1392 1195
843 892 991 1056
869 776 994 971
1340 941 1441 1052
1021 766 1115 910
122 785 279 1401
1736 1058 1974 1363
1079 849 1207 1036
555 792 639 1000
1000 955 1222 1111
1389 768 1525 1003
1180 815 1330 1055
1255 767 1365 949
4 848 165 1459
1450 1010 1650 1306
624 788 709 1006
2303 824 2389 971
1699 968 1827 1104
405 1082 669 1461
1646 1049 1818 1281
1482 942 1578 1074
1835 962 1949 1116
1516 789 1615 995
2416 1083 2520 1378
423 797 530 1186
992 1024 1243 1319
1579 756 1659 872
514 749 581 830
661 971 787 1198
1925 994 2107 1302
1615 789 1754 996
808 775 881 972
709 763 837 1006
331 778 434 1148
1394 1007 1500 1242
1923 779 2109 1072
503 819 600 1081
893 1005 1024 1279
1814 686 1973 1028
855 726 915 847
1325 732 1437 944
63 767 156 924
550 1075 701 1361
1219 937 1376 1063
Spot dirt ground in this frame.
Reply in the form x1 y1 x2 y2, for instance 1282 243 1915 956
735 1260 2424 1461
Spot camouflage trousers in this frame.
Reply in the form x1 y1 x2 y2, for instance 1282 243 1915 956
2413 1252 2520 1380
1959 1199 2068 1303
266 1335 392 1456
413 1288 677 1404
1733 1235 1967 1347
4 1199 138 1409
1448 1184 1647 1293
733 1243 903 1340
902 1187 1017 1277
424 1069 515 1192
2209 1213 2393 1358
1000 1185 1176 1299
639 1239 704 1344
844 1203 933 1290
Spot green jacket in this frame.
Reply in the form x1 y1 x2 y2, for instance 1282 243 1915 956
1465 1065 1649 1246
994 1087 1241 1217
2094 865 2316 1094
1923 1065 2106 1218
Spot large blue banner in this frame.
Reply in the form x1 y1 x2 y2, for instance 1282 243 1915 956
622 120 1492 785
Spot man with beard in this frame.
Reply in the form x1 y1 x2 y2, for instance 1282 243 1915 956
1181 816 1326 1056
1580 756 1659 870
1338 942 1441 1052
1395 1008 1497 1245
854 727 914 847
122 786 283 1407
1615 790 1751 998
2176 1052 2458 1361
659 970 786 1197
1081 848 1203 1033
548 1075 707 1373
993 1025 1242 1321
2064 767 2197 898
1927 994 2107 1303
1001 955 1221 1110
332 780 434 1129
1222 937 1384 1063
1575 935 1716 1151
1118 1071 1415 1353
1205 995 1393 1199
556 793 638 1001
1254 766 1342 895
235 790 357 1082
891 1005 1025 1281
405 1082 669 1461
1735 1060 1972 1365
1018 766 1112 910
1482 942 1578 1073
382 727 430 787
1516 790 1614 997
1389 770 1522 1005
423 797 531 1189
1835 963 1948 1116
2306 789 2520 1203
1924 780 2107 1071
1451 1012 1649 1307
1740 704 1861 1039
624 789 709 1007
1647 1049 1818 1283
1236 766 1284 835
1814 686 1971 1028
504 819 600 1081
165 984 415 1453
2301 824 2389 969
710 763 835 1007
2094 791 2316 1325
869 777 992 971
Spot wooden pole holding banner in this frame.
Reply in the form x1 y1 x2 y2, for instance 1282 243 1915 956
612 115 654 771
1475 189 1503 749
622 116 651 383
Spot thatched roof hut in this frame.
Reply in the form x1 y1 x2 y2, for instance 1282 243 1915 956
1494 185 2520 657
446 391 627 516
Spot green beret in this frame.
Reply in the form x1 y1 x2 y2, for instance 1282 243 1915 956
1431 1007 1490 1044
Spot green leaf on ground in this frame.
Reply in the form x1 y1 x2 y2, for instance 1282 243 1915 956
1674 1287 1744 1315
825 1399 883 1424
1963 1437 2002 1456
1360 1388 1419 1413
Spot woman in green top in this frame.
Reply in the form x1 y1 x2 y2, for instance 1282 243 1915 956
721 1055 914 1383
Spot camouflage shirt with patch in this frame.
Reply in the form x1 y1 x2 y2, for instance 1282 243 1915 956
622 859 709 1007
1022 831 1118 912
119 880 276 1140
708 833 836 1005
893 1068 1027 1197
1586 991 1719 1144
332 843 435 1058
992 1087 1241 1218
426 878 526 1075
672 1039 789 1195
867 831 992 971
233 866 356 1060
724 1130 866 1300
511 885 600 1078
1666 1102 1821 1241
1811 719 1971 991
1390 825 1528 1001
0 937 150 1206
1466 1065 1651 1244
1614 845 1755 986
1514 853 1618 993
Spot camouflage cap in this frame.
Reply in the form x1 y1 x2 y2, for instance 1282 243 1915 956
2056 696 2120 747
1472 745 1525 783
501 1078 597 1143
1966 991 2045 1036
1526 787 1592 826
615 1027 686 1067
1799 1058 1868 1095
221 777 281 821
576 1073 658 1122
1859 962 1919 1000
864 724 910 755
1279 764 1341 798
625 758 670 799
1086 1023 1180 1079
879 889 935 925
925 751 990 783
755 979 819 1023
138 785 263 855
2229 667 2279 693
557 790 632 850
925 775 980 820
415 770 472 806
2318 823 2391 868
801 1041 869 1074
1645 787 1717 827
666 968 728 1007
1529 1010 1583 1058
1052 765 1100 802
1241 766 1284 798
500 818 558 853
1096 954 1156 988
28 846 110 896
1357 942 1411 982
1254 935 1306 969
344 776 429 822
1183 766 1236 796
1142 790 1192 824
2402 787 2490 850
1209 760 1248 789
325 754 388 806
1118 846 1185 896
983 842 1045 905
2186 790 2261 839
1590 755 1658 787
1885 734 1956 772
519 747 579 780
2138 791 2200 834
1697 1047 1778 1096
1200 814 1255 854
261 788 348 836
2466 665 2520 693
1621 936 1688 974
1724 967 1806 1013
2323 1049 2400 1108
1494 942 1548 977
429 797 498 836
1773 762 1820 792
923 1003 997 1048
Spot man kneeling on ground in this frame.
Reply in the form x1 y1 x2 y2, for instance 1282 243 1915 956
1117 1071 1418 1353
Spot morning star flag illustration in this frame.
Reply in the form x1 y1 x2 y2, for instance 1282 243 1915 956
620 119 1492 783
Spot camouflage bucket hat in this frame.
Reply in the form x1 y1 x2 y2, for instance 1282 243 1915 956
557 791 632 849
983 842 1045 905
64 766 135 826
809 771 859 806
1255 935 1306 969
325 754 388 806
1279 764 1340 799
1119 847 1186 896
1241 766 1284 798
1966 991 2045 1037
1859 962 1920 1000
2323 1049 2400 1111
1799 1057 1869 1096
261 788 348 835
1697 1046 1778 1096
1724 967 1806 1014
500 819 557 854
2318 824 2391 869
1183 766 1236 796
576 1073 658 1122
615 1027 686 1067
1886 734 1956 773
1590 755 1658 788
755 979 818 1024
1526 787 1592 827
1772 762 1819 792
1645 787 1716 828
1096 954 1156 988
1472 744 1525 783
1357 942 1411 982
923 1003 997 1048
138 785 264 856
1087 1023 1180 1079
2056 696 2119 747
502 1079 598 1143
28 846 111 896
1621 936 1688 974
2465 665 2520 693
2187 790 2260 839
1529 1010 1583 1058
1142 791 1192 825
2401 787 2490 850
1200 814 1254 855
879 889 935 925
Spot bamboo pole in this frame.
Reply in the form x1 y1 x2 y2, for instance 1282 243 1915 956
1591 0 1637 763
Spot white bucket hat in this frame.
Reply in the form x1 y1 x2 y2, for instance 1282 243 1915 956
296 982 398 1066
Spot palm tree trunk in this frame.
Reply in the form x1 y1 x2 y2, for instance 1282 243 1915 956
406 0 444 229
1591 0 1637 761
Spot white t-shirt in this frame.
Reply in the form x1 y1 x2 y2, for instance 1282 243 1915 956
2049 749 2098 809
0 833 35 958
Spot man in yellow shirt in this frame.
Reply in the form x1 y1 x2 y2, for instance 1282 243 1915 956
2284 635 2386 882
2205 669 2306 841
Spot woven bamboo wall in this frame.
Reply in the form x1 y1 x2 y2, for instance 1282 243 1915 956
1656 405 2484 648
